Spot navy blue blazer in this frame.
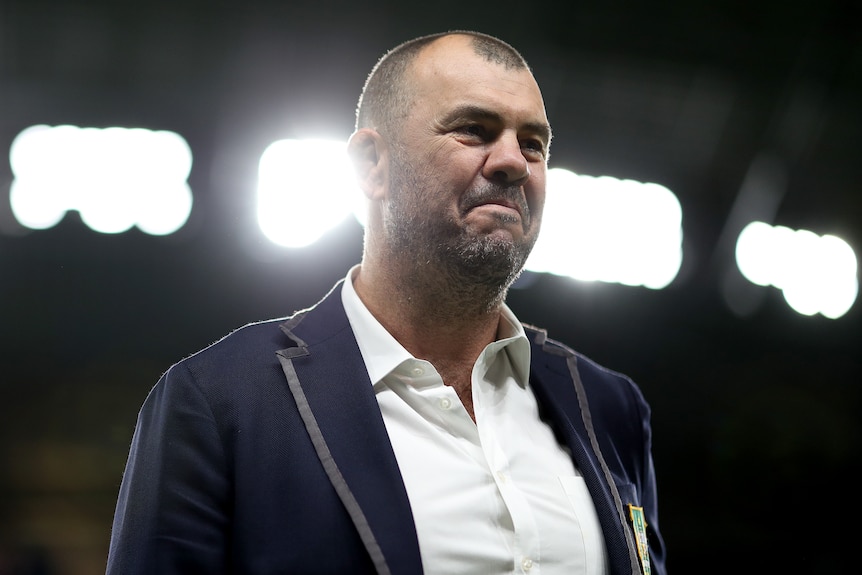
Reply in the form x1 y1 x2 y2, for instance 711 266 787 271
107 281 666 574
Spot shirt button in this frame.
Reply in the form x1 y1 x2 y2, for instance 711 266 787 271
521 557 533 571
439 397 452 410
411 366 424 377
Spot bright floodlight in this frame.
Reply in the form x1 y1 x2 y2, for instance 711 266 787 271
526 168 683 289
256 139 362 248
8 125 193 235
736 221 858 319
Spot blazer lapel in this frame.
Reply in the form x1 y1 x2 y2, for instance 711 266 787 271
276 283 423 575
527 329 641 575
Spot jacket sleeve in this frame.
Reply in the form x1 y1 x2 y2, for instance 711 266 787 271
106 362 231 574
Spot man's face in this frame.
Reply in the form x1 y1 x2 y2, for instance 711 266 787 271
381 35 551 290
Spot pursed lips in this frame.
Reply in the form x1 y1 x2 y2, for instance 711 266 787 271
465 196 529 223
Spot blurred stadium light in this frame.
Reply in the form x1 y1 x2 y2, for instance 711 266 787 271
9 125 193 235
256 138 362 248
736 221 858 318
13 127 855 320
526 168 683 289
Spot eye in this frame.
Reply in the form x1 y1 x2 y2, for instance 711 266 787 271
521 139 546 158
457 123 488 139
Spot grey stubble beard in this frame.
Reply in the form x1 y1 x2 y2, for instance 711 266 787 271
383 150 538 317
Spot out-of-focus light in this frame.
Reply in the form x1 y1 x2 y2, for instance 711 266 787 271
256 139 362 248
736 221 858 319
8 125 193 235
526 168 683 289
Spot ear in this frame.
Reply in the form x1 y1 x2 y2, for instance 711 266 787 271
347 128 389 201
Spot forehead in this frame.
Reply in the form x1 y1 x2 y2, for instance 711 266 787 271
407 36 548 125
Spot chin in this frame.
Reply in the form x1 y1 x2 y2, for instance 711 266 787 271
460 235 529 273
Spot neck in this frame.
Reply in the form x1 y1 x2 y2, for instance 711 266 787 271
353 257 507 363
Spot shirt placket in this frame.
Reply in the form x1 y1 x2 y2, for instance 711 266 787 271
475 357 541 575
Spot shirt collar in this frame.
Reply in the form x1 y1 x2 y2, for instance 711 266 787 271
341 265 414 385
340 265 532 386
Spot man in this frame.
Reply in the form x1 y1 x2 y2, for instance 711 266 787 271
107 31 666 575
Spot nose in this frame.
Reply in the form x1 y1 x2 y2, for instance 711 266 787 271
482 131 530 185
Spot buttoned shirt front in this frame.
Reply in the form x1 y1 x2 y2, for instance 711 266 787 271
341 267 608 575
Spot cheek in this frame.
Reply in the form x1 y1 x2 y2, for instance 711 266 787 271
434 144 485 181
526 176 547 212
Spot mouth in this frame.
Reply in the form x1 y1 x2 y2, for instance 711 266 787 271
465 196 527 224
473 201 520 221
482 198 520 212
461 184 531 227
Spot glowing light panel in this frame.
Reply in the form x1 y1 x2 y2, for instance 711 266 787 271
9 125 193 235
736 221 858 318
256 139 362 248
526 168 683 289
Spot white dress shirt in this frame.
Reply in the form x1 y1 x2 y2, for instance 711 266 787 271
341 267 608 575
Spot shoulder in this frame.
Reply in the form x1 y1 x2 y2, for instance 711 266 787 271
181 317 293 371
523 323 651 420
152 317 295 404
151 283 348 408
524 323 637 381
136 316 306 439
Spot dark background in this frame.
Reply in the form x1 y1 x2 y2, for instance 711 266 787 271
1 1 860 573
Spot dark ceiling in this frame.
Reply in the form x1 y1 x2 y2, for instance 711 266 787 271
0 1 859 573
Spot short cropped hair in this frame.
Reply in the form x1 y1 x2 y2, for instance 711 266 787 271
355 31 531 136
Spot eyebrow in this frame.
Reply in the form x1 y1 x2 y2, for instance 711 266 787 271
440 104 553 147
